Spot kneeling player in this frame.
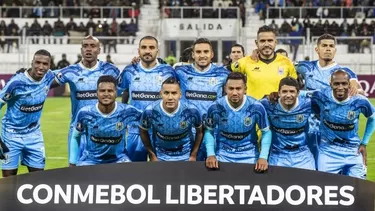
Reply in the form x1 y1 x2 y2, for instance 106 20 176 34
139 77 203 161
260 77 315 170
69 76 141 166
204 72 271 172
311 70 375 179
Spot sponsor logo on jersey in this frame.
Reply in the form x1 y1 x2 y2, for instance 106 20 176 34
185 90 217 101
272 125 305 135
76 90 97 100
323 119 355 131
156 131 189 141
220 130 251 141
90 135 123 145
132 91 161 101
20 102 44 113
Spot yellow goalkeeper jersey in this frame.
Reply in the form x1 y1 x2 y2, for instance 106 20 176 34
231 54 297 100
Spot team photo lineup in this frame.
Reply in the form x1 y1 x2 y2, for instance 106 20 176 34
0 24 374 181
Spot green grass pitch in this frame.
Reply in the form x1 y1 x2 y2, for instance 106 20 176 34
2 97 375 181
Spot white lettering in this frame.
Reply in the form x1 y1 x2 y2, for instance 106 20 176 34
204 185 217 204
234 185 250 205
73 185 94 204
325 186 338 205
126 184 146 205
166 185 178 204
187 185 202 205
33 184 53 204
267 185 284 205
180 185 185 204
307 186 323 205
219 185 234 205
17 184 33 204
285 185 306 206
339 186 355 206
147 185 160 204
248 185 266 205
111 185 125 204
54 185 71 204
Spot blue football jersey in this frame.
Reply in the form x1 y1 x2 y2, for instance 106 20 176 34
0 70 55 134
311 88 375 145
139 100 202 158
74 102 142 162
296 61 357 91
118 62 175 133
55 61 120 121
261 95 311 151
175 64 229 115
205 96 270 148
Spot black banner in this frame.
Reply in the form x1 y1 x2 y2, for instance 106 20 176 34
0 162 374 211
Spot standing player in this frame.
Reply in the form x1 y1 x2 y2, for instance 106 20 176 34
175 38 230 161
311 70 375 179
139 77 203 161
173 47 194 68
226 44 245 71
119 36 175 161
54 35 121 162
69 76 141 166
260 77 315 170
0 50 55 177
231 25 297 100
204 72 271 171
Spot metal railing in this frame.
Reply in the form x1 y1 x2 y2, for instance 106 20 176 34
0 6 138 19
267 6 374 19
162 6 240 19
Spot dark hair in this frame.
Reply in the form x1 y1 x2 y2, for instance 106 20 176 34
257 25 276 36
331 69 350 82
278 77 299 91
192 38 212 50
34 49 52 59
231 44 245 55
225 72 246 85
97 75 118 88
317 33 336 45
139 36 158 47
180 47 193 62
275 48 288 57
162 77 180 87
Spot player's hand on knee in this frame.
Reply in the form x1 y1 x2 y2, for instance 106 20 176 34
205 156 219 169
131 56 140 64
255 158 268 172
359 144 367 166
249 49 260 62
268 92 279 104
0 139 9 160
188 155 197 161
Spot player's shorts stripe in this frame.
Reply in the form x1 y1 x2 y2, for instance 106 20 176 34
272 125 305 135
20 102 44 113
323 119 355 131
76 90 97 100
131 91 161 101
185 90 217 101
156 131 189 141
219 130 251 141
90 135 123 145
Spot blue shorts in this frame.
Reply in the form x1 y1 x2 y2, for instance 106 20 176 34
77 151 131 166
1 130 45 170
317 139 366 179
126 133 148 162
269 145 316 170
216 143 259 164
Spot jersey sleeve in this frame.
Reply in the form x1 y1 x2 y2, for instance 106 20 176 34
139 104 154 130
254 102 270 131
103 63 121 79
0 78 25 104
295 61 311 79
341 67 358 80
359 97 375 118
310 90 324 115
55 66 76 85
73 109 88 133
118 65 134 90
204 102 221 130
162 65 177 79
259 98 270 112
123 105 143 125
231 58 246 74
188 104 202 128
287 60 298 79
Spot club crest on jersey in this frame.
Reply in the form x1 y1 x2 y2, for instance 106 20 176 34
206 118 214 126
347 111 356 120
296 114 304 123
4 93 12 101
116 122 124 131
244 117 252 126
278 67 284 75
209 78 217 86
180 121 188 129
156 75 163 86
0 154 10 165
